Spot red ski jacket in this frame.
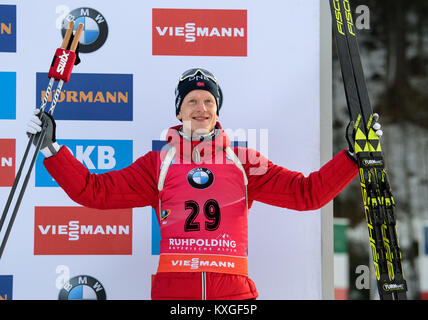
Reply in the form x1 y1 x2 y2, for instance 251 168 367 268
43 123 358 300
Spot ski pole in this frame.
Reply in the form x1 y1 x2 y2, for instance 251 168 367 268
0 21 76 232
0 22 83 261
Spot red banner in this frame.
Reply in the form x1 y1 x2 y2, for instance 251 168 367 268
152 8 247 56
0 139 15 187
34 206 132 255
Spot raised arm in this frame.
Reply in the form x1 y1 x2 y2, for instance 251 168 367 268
43 146 159 210
241 148 358 211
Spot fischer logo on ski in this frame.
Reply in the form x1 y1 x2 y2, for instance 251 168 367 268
332 0 346 35
342 0 356 36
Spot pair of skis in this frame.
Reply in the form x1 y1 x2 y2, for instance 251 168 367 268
329 0 407 299
0 21 83 260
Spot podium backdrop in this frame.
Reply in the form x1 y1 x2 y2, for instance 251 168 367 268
0 0 332 299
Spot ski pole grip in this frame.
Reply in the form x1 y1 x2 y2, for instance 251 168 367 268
48 48 76 82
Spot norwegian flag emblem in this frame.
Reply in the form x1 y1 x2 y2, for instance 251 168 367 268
197 82 205 87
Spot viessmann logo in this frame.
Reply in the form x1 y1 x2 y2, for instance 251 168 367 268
152 8 247 56
34 206 132 255
172 257 235 271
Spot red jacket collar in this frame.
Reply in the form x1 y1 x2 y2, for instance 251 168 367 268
164 122 231 162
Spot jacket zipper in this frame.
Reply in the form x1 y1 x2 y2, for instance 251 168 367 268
202 272 206 300
192 141 205 300
192 145 200 163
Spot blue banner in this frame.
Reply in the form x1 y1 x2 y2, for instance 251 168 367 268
36 73 133 121
0 5 16 52
0 72 16 119
35 139 133 187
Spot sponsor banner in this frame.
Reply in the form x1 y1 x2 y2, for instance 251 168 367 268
0 72 16 119
0 139 15 187
0 1 323 300
35 139 133 187
152 8 247 56
36 73 133 121
0 5 16 52
0 275 13 300
34 206 132 255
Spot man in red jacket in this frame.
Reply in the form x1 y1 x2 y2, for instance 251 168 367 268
27 68 381 300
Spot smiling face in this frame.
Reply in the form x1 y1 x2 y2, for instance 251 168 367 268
176 89 218 135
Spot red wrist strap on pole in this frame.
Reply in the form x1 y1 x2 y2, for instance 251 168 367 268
48 48 76 82
47 21 83 82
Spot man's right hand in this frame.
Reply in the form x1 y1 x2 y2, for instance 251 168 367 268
346 113 383 162
26 108 61 158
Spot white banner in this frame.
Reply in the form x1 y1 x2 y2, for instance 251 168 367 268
0 0 326 300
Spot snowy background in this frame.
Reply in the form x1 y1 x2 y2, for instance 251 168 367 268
332 0 428 299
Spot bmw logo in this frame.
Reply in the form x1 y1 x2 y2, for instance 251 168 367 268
187 168 214 189
61 8 108 53
58 275 106 300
